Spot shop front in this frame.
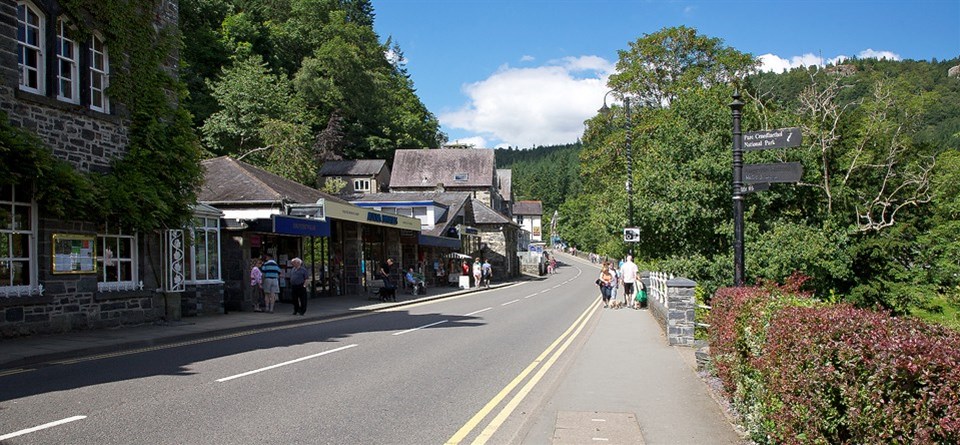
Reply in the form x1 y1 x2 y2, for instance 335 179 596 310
323 201 421 296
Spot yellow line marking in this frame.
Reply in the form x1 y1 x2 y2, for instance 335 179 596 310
445 297 600 445
471 300 601 444
0 368 30 377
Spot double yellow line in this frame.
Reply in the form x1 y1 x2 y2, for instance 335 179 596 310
446 297 601 445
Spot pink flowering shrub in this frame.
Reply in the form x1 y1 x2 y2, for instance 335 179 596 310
709 280 960 444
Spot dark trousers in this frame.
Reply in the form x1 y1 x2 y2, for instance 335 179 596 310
292 285 307 314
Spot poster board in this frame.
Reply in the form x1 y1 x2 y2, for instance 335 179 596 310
52 234 96 274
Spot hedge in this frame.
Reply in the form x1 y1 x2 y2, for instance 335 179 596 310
708 282 960 444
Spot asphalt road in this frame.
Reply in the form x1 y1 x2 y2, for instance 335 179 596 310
0 264 597 444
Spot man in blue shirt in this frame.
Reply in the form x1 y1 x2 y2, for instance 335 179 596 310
260 254 281 313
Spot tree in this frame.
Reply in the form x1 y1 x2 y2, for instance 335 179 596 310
201 54 315 182
608 26 757 109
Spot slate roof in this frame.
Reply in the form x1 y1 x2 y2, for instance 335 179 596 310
390 148 496 189
513 200 543 216
319 160 387 177
199 156 348 205
472 199 513 225
497 169 512 200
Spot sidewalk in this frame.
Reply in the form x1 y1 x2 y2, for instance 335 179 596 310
0 281 518 371
522 252 746 444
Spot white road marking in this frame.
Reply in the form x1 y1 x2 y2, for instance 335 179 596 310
392 320 449 336
0 415 86 441
500 299 520 306
216 344 358 382
552 285 563 289
524 293 538 299
464 307 492 317
592 438 609 441
539 290 550 294
591 419 606 422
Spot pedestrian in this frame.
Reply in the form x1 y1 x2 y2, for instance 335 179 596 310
379 258 395 289
461 259 469 276
634 280 648 310
620 254 639 307
598 262 613 307
609 264 620 307
472 257 482 288
481 258 492 287
288 257 309 315
250 258 264 312
260 254 281 313
549 256 557 274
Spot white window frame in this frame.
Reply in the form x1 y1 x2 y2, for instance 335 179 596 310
96 224 139 292
89 32 110 113
353 178 371 193
0 185 38 296
187 216 221 284
16 1 45 94
56 17 80 104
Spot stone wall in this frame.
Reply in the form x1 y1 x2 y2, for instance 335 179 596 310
646 274 697 347
0 218 167 337
0 0 185 337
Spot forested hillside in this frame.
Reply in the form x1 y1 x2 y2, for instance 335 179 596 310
496 143 582 231
179 0 443 184
525 27 960 326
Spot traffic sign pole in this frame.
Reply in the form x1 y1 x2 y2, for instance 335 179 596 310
731 92 745 287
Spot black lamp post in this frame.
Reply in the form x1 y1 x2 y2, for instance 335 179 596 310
599 91 634 235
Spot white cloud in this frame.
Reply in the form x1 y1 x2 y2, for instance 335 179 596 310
520 55 535 62
858 49 901 61
440 56 614 148
759 49 902 72
447 136 487 149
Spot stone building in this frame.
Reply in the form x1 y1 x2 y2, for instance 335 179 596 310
390 148 511 215
0 0 212 336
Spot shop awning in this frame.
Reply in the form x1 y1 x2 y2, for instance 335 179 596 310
443 252 472 259
419 234 461 249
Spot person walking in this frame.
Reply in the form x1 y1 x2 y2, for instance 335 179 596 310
250 258 264 312
379 258 395 288
481 258 492 287
620 254 639 307
260 254 281 313
288 257 309 315
598 262 613 308
609 265 620 307
472 258 482 288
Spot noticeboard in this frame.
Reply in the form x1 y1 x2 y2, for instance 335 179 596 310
52 234 97 274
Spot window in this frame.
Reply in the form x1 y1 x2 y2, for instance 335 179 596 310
56 17 80 103
454 173 469 182
97 224 138 291
516 215 525 224
0 184 36 295
16 1 45 94
89 33 109 113
188 217 220 282
353 179 370 192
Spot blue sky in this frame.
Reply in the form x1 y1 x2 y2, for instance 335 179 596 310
371 0 960 149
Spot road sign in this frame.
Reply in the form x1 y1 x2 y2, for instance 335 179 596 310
623 228 640 242
743 127 802 151
740 183 770 193
743 162 803 184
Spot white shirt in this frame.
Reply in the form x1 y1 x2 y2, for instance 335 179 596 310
620 260 638 283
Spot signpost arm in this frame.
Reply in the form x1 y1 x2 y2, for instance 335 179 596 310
731 92 745 287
